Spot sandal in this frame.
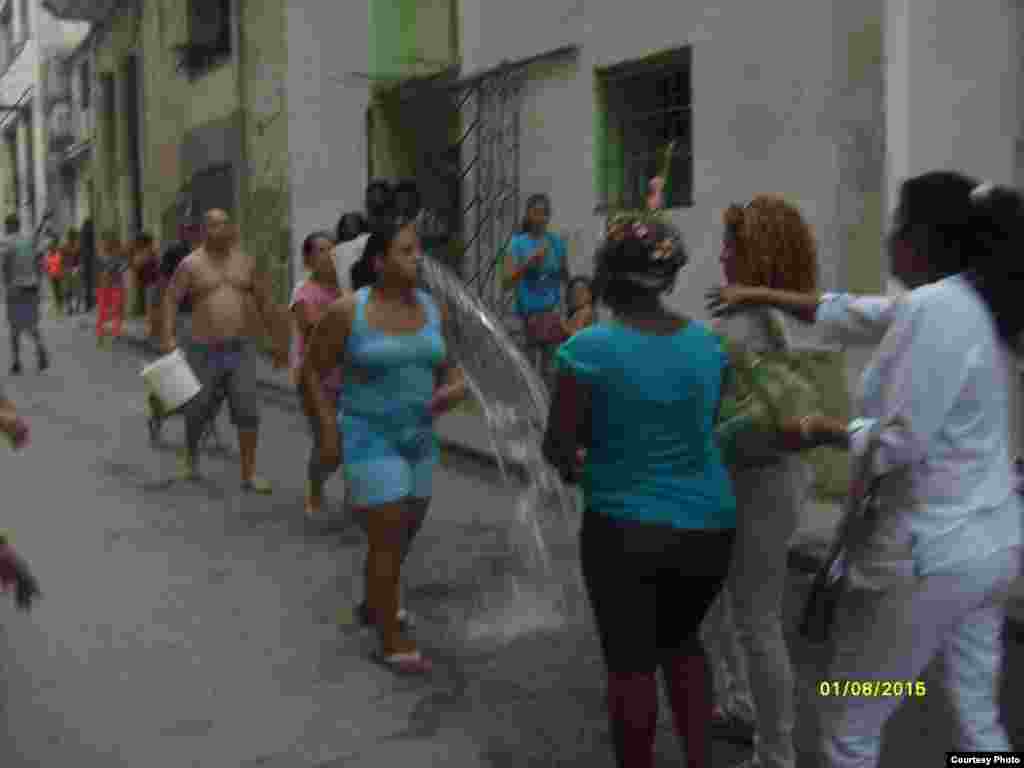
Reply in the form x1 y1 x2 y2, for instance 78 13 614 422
371 650 433 676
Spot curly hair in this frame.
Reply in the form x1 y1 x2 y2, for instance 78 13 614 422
723 195 818 293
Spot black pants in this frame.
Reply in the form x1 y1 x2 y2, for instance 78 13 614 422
580 508 735 674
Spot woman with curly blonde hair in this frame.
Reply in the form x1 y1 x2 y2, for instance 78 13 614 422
702 195 820 768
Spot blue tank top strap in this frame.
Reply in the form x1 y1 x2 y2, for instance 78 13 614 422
351 286 372 336
417 289 442 330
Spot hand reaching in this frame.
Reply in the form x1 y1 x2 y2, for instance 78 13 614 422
705 284 756 318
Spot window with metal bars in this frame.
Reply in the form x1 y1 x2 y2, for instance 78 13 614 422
596 47 693 211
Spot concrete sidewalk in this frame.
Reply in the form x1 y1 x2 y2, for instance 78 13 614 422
94 311 1023 622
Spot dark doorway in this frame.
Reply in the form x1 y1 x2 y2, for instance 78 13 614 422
122 54 143 234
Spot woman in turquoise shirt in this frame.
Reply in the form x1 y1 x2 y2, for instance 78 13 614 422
542 214 734 768
503 194 568 387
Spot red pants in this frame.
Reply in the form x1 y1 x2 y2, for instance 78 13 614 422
96 286 123 338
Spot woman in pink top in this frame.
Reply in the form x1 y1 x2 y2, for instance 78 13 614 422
291 231 344 517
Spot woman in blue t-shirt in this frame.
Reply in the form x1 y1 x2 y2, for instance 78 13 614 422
542 213 828 768
502 194 568 386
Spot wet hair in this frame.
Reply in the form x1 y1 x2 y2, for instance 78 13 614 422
336 211 367 243
722 195 818 293
301 230 335 268
350 215 416 291
896 171 1024 345
520 194 551 232
593 216 688 312
393 179 421 220
4 213 18 234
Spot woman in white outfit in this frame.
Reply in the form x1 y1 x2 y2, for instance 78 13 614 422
702 196 821 768
707 171 1024 767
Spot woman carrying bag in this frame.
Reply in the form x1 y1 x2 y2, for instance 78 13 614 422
503 193 568 387
707 172 1024 767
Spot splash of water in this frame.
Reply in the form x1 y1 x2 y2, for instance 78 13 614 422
418 255 587 641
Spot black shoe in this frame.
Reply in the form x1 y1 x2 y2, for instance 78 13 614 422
9 362 21 375
356 600 413 631
38 355 48 373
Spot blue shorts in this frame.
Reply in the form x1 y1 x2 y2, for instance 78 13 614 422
340 412 438 507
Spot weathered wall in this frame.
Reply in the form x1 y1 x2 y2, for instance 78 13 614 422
285 0 372 290
238 0 291 302
138 0 237 243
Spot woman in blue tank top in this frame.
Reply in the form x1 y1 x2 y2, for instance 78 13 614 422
301 214 467 675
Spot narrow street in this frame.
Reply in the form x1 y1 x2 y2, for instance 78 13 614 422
0 307 1020 767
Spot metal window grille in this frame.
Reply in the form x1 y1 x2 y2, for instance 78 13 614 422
600 48 693 210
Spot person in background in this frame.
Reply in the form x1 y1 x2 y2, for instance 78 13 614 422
701 195 821 768
334 211 369 294
290 230 343 517
562 275 595 338
80 219 96 312
131 232 161 346
339 179 396 293
62 229 82 315
503 193 569 388
707 171 1024 767
44 238 65 317
0 385 39 611
303 213 467 675
1 213 49 375
95 232 128 346
162 209 289 492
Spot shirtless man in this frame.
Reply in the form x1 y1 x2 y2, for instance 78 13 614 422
162 209 289 492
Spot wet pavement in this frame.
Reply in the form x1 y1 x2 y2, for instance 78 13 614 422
0 306 1020 767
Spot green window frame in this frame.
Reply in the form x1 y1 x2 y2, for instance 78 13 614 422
595 46 693 211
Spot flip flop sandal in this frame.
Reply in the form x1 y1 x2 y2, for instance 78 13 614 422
371 650 433 676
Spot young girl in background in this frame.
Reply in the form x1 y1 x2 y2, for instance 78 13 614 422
562 276 595 338
290 230 343 518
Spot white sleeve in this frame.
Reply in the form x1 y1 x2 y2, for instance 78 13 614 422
814 293 898 346
848 297 974 475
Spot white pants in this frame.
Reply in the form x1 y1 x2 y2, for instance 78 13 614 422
820 545 1022 768
703 457 809 768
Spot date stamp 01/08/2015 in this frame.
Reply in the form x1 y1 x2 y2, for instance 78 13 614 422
816 679 927 698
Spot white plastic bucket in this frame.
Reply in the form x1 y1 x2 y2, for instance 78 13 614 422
141 349 201 411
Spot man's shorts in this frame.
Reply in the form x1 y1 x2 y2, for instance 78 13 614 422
184 339 261 428
340 411 438 507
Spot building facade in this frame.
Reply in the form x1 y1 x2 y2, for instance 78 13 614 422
44 0 294 310
0 0 88 236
